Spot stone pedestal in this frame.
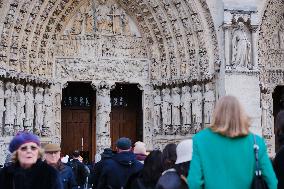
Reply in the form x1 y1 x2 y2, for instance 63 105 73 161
225 71 262 135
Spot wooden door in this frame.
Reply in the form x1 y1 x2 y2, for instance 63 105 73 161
110 84 142 149
61 109 91 157
61 82 95 163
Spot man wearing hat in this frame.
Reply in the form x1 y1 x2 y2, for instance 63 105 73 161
44 144 77 189
97 137 143 189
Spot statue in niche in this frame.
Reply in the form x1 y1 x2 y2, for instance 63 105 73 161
191 85 202 133
171 87 181 133
96 1 112 34
34 87 44 135
4 82 16 136
161 88 171 134
15 84 25 134
71 11 83 35
181 86 191 135
261 93 273 139
153 89 161 134
204 83 215 127
25 85 34 132
231 22 252 70
97 88 111 134
0 81 5 136
42 88 53 137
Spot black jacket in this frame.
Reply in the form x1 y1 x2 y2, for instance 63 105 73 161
0 159 62 189
274 145 284 189
68 159 89 187
97 151 143 189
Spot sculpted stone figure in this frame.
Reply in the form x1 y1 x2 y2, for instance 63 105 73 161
231 22 252 70
34 87 44 135
0 81 5 136
96 2 112 34
4 82 16 136
171 87 181 133
204 83 215 127
15 84 25 133
161 88 171 134
153 89 161 134
25 85 34 132
261 93 273 139
111 4 122 34
71 11 83 35
181 86 191 135
191 85 202 133
42 88 53 137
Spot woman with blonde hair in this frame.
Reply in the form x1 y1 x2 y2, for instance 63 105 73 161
0 132 62 189
187 95 277 189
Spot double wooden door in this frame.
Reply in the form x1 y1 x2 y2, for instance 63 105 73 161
61 83 142 162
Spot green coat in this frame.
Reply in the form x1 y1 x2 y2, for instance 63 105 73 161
187 128 277 189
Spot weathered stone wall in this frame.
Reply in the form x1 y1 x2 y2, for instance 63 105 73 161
0 0 282 164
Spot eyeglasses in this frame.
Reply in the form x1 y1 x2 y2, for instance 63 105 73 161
19 145 38 152
45 151 59 155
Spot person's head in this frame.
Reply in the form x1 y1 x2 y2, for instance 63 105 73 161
116 137 132 152
72 150 80 159
175 139 193 177
44 143 61 165
133 141 147 155
101 148 114 160
276 111 284 138
9 132 42 169
161 143 177 171
210 95 250 138
141 150 163 184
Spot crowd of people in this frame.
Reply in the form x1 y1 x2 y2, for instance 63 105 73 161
0 95 283 189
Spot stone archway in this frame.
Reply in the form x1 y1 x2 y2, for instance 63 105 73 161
258 0 284 153
0 0 219 161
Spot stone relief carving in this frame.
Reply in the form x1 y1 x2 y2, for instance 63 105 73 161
42 88 53 137
4 82 15 136
25 84 34 132
191 85 202 133
56 58 149 82
161 88 171 134
204 83 215 127
153 89 161 135
95 0 140 36
181 86 191 135
15 84 25 133
34 87 44 135
0 81 4 136
171 87 181 133
231 22 252 70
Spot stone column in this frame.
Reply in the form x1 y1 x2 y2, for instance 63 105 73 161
138 83 153 150
0 81 4 136
92 81 114 155
25 84 34 132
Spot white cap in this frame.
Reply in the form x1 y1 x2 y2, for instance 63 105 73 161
133 141 147 155
175 139 193 164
